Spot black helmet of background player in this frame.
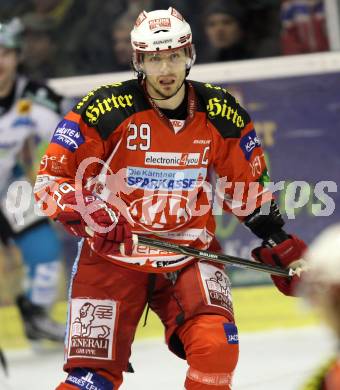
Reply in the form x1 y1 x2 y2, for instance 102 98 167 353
204 0 246 51
130 7 196 79
0 18 23 51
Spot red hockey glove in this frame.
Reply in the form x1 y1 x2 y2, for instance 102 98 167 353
56 195 90 238
90 215 133 256
252 234 307 296
55 189 133 256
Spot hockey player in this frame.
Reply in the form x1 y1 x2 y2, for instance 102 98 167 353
301 225 340 390
35 8 307 390
0 19 64 342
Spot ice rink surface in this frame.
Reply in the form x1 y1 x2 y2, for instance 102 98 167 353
0 326 335 390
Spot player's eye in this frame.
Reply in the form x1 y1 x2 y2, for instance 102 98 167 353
150 55 161 62
170 53 180 61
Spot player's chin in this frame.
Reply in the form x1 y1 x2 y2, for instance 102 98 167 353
158 82 178 95
161 88 176 97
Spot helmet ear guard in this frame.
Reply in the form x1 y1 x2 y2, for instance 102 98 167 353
186 44 196 73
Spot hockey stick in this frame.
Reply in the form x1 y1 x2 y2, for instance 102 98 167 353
0 347 12 390
0 348 8 377
137 235 293 277
85 227 293 277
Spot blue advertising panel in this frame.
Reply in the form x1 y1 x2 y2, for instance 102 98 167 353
216 72 340 285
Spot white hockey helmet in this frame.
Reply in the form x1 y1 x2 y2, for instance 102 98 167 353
131 7 196 75
304 224 340 286
0 18 23 49
301 224 340 332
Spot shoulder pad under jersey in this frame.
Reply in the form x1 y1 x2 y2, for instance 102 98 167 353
73 79 151 140
191 81 251 138
21 78 62 114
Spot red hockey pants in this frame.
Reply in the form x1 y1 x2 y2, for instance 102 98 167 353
56 242 239 389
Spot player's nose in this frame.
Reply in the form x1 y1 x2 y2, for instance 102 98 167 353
159 59 171 73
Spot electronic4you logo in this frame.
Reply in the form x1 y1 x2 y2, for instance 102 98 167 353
145 152 200 166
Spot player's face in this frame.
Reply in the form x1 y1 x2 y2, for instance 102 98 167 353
205 14 243 49
143 48 187 98
0 46 18 94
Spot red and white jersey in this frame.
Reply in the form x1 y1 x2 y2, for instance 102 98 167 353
35 79 272 272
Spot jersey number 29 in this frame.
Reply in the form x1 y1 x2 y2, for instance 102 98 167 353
127 123 151 151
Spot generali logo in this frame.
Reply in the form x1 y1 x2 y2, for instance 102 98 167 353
205 270 233 312
68 299 117 360
198 263 233 314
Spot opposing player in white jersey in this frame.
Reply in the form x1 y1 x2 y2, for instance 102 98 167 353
0 19 64 342
301 225 340 390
